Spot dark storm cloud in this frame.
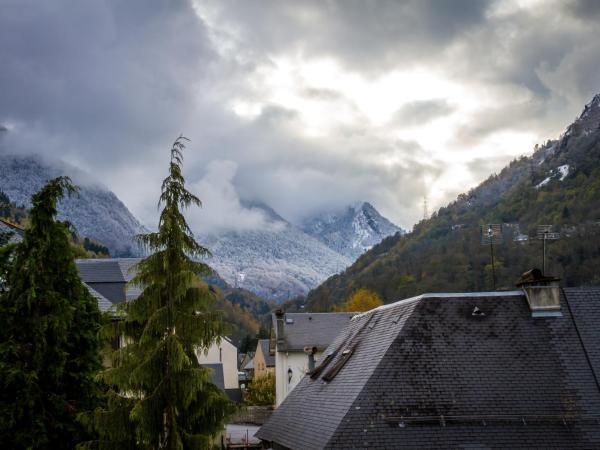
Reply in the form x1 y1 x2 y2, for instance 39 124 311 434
391 99 456 127
201 0 494 71
0 0 215 168
2 0 600 230
566 0 600 21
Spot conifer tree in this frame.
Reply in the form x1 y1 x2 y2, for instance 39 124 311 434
91 137 232 449
0 177 103 449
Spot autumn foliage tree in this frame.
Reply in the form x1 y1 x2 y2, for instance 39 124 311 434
344 288 384 312
245 372 275 406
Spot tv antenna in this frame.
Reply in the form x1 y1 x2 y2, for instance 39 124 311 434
481 224 503 290
537 225 560 275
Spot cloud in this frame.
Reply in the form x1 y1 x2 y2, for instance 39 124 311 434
391 99 456 127
187 160 282 234
1 0 600 234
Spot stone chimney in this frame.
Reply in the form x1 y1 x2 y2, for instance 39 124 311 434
516 268 561 317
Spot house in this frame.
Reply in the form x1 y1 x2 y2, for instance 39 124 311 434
271 311 355 406
257 275 600 449
253 339 275 379
75 258 142 308
196 336 241 401
76 258 242 401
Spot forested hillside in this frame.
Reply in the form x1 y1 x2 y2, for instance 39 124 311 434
307 95 600 311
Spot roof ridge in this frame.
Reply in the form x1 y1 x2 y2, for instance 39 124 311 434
353 290 524 319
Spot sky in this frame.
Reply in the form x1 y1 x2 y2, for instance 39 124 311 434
1 0 600 232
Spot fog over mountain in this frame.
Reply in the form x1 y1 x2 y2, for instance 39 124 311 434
0 153 146 256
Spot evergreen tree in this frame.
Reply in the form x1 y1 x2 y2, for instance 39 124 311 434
0 177 103 449
91 137 232 449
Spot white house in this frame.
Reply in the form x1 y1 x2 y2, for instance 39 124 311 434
196 337 239 390
271 311 355 406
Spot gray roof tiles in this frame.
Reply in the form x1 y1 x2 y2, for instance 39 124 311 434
272 312 356 352
76 258 143 308
84 283 114 313
259 339 275 367
257 289 600 449
201 363 225 391
75 258 141 283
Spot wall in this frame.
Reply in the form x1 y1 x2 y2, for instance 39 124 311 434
275 350 324 406
254 341 274 379
196 338 239 389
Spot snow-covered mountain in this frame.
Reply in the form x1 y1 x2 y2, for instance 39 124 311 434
0 152 400 301
200 226 351 303
0 154 146 256
301 202 403 259
197 201 401 302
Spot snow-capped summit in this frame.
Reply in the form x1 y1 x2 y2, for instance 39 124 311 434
301 202 403 260
197 203 351 302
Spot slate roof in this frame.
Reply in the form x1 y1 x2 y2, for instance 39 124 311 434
84 283 114 313
0 218 25 244
259 339 275 367
272 312 356 352
75 258 143 306
201 363 225 391
257 289 600 449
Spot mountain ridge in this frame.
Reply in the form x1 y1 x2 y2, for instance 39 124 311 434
306 93 600 311
0 153 146 256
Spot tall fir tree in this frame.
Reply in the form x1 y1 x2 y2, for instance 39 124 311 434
0 177 103 449
91 137 232 449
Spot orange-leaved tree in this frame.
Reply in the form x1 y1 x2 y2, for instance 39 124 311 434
344 288 383 312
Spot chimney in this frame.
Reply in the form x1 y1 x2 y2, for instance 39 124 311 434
516 268 561 317
275 309 285 349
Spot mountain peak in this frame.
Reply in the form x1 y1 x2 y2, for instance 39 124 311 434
566 93 600 138
301 201 402 259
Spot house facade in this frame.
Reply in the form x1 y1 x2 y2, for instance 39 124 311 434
196 337 239 390
253 339 275 379
258 279 600 449
270 311 355 406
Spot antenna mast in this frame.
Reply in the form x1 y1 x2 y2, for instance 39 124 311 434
423 196 429 221
481 224 503 290
537 225 560 275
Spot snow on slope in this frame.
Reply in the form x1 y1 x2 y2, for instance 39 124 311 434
198 216 351 302
193 201 401 302
301 202 402 260
0 154 146 256
536 164 570 189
